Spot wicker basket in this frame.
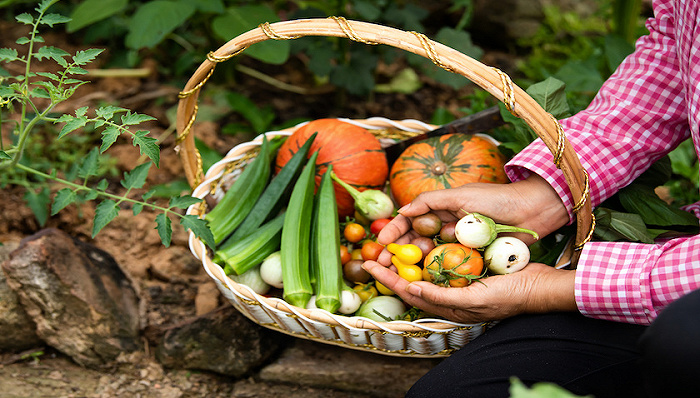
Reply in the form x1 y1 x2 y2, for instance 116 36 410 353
175 18 594 358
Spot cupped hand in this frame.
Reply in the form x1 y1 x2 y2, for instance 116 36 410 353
362 260 577 323
376 175 570 266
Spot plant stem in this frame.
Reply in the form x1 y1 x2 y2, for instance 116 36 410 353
14 163 179 218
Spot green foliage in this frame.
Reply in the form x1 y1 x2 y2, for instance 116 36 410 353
509 377 592 398
516 0 638 112
0 1 212 247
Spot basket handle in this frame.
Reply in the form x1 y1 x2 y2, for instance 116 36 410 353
175 17 594 258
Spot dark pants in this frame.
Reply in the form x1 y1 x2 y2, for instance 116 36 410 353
407 289 700 398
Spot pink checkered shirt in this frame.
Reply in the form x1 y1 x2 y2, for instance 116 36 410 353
505 0 700 325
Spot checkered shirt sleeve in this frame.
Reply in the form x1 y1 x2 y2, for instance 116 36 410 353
505 0 700 325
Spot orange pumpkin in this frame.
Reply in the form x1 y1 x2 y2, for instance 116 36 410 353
275 119 388 218
389 134 508 207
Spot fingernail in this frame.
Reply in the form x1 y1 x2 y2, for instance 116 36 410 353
398 203 411 213
406 283 422 296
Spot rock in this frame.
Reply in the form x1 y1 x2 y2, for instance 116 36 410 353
194 282 220 316
258 339 441 398
2 229 142 368
156 305 286 377
0 241 43 351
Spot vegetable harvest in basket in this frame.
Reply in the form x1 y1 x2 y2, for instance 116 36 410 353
208 118 540 321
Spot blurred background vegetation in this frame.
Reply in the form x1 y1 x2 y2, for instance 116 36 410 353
1 0 697 222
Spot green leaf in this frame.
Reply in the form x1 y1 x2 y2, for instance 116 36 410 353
68 0 128 32
224 92 274 133
75 106 89 117
100 125 120 153
145 179 191 199
51 188 77 215
526 77 571 119
181 215 215 249
15 13 33 25
593 207 655 244
211 5 290 64
79 147 100 179
67 66 88 75
24 187 50 226
72 48 104 65
509 377 591 398
121 163 151 189
57 115 88 139
95 179 108 191
92 200 119 237
0 48 19 62
353 0 382 20
125 1 196 49
374 67 422 94
16 37 30 45
96 105 128 120
36 71 60 81
35 46 70 63
190 0 225 13
133 202 144 216
40 13 72 27
132 130 160 167
604 34 634 73
0 151 10 160
330 49 377 96
618 184 700 230
554 59 604 95
121 111 156 126
155 213 173 247
168 195 202 210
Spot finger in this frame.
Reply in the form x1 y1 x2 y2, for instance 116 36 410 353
399 189 467 217
376 214 411 245
363 262 460 317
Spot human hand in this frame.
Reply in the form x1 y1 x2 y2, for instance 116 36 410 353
362 260 577 323
375 174 569 266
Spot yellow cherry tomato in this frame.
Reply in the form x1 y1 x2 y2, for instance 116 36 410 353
375 281 395 295
351 248 364 261
352 283 378 302
391 256 424 282
386 243 423 265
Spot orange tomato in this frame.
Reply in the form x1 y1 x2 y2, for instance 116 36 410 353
423 243 484 287
339 245 351 264
344 222 367 243
361 240 384 261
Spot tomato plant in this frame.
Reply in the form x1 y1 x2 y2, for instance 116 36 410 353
423 243 484 287
344 222 367 243
361 240 384 261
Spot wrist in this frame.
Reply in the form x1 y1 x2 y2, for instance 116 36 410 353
525 265 577 314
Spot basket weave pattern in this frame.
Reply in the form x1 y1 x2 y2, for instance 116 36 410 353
176 18 594 357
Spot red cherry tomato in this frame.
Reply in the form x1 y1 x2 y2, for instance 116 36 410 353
370 218 393 235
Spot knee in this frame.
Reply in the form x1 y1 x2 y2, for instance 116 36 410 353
639 288 700 396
